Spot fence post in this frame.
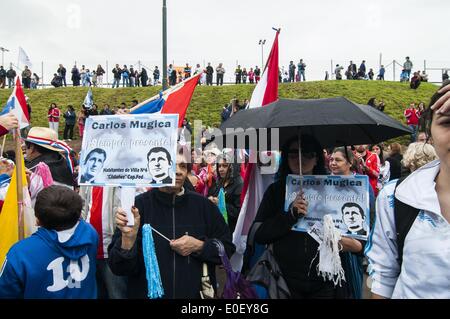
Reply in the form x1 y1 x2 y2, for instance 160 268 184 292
393 60 396 81
330 59 333 77
106 60 108 87
423 60 426 73
41 61 44 88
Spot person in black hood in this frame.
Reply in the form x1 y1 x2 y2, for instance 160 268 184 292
208 152 243 233
108 148 235 299
24 127 74 188
253 134 346 299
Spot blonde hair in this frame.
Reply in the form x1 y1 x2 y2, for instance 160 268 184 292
402 142 438 172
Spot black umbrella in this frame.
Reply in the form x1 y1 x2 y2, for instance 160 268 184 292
219 97 412 150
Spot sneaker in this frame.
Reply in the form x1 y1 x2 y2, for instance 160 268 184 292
68 139 72 141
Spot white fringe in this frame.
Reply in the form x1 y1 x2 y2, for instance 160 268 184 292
314 214 345 286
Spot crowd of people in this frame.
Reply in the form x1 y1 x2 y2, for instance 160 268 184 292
0 79 449 299
2 55 447 89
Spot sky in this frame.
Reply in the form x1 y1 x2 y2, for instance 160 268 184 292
1 0 449 83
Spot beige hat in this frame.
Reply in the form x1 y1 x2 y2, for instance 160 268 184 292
204 149 222 157
24 127 64 152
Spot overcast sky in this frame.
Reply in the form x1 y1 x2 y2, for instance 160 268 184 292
1 0 449 83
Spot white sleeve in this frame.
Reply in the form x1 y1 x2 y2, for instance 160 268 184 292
365 181 400 298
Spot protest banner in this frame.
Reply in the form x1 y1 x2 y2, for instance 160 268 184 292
79 114 178 187
284 175 370 240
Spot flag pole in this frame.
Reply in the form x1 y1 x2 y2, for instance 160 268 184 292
14 129 24 240
0 135 6 156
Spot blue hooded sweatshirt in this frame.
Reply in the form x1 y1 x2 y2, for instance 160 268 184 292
0 219 98 299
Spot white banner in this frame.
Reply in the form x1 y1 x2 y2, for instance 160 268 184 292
79 114 178 187
285 175 370 240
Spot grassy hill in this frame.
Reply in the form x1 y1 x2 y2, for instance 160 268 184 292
0 80 438 151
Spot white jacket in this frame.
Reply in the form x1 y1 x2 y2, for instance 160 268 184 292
365 160 450 299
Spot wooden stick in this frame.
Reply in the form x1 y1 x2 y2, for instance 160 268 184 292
14 129 24 240
0 135 6 156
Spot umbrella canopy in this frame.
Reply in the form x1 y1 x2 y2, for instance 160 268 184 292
219 97 412 149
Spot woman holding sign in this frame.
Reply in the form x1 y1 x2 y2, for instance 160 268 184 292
253 135 337 298
329 147 375 298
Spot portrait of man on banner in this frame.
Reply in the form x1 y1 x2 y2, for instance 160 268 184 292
80 148 107 183
341 202 367 236
147 146 174 185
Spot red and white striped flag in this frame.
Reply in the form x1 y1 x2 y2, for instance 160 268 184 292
231 29 280 271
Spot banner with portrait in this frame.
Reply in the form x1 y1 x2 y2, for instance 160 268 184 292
284 175 370 240
79 114 179 187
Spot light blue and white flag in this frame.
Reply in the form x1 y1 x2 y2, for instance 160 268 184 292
83 87 94 109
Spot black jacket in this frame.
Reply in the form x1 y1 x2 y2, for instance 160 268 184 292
108 189 235 299
254 179 333 296
6 69 16 79
25 151 73 187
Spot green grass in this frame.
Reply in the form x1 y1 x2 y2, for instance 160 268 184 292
0 80 438 148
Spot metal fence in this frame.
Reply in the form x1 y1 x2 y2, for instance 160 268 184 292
3 56 449 89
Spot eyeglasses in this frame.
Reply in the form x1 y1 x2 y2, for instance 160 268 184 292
287 149 316 159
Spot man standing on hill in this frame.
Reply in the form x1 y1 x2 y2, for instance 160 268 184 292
288 61 296 82
378 65 385 80
112 64 122 88
403 57 413 80
297 59 306 81
216 63 225 86
235 65 242 84
205 63 214 86
404 103 420 143
6 66 16 88
57 64 67 87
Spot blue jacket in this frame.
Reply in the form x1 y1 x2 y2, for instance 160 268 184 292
0 220 98 299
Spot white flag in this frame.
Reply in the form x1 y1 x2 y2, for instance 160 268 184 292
18 47 33 68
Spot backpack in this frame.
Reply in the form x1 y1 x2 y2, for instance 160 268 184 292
242 222 291 299
393 177 420 268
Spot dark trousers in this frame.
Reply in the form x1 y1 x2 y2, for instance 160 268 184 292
64 124 74 140
22 78 31 89
206 74 213 85
217 74 224 85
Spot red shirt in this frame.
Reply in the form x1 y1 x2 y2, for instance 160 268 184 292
48 108 60 123
0 125 7 137
404 108 419 125
355 150 380 196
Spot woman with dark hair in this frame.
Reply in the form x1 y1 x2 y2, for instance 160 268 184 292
367 80 450 299
370 144 390 192
208 153 243 233
253 134 341 298
47 103 60 138
329 146 375 298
